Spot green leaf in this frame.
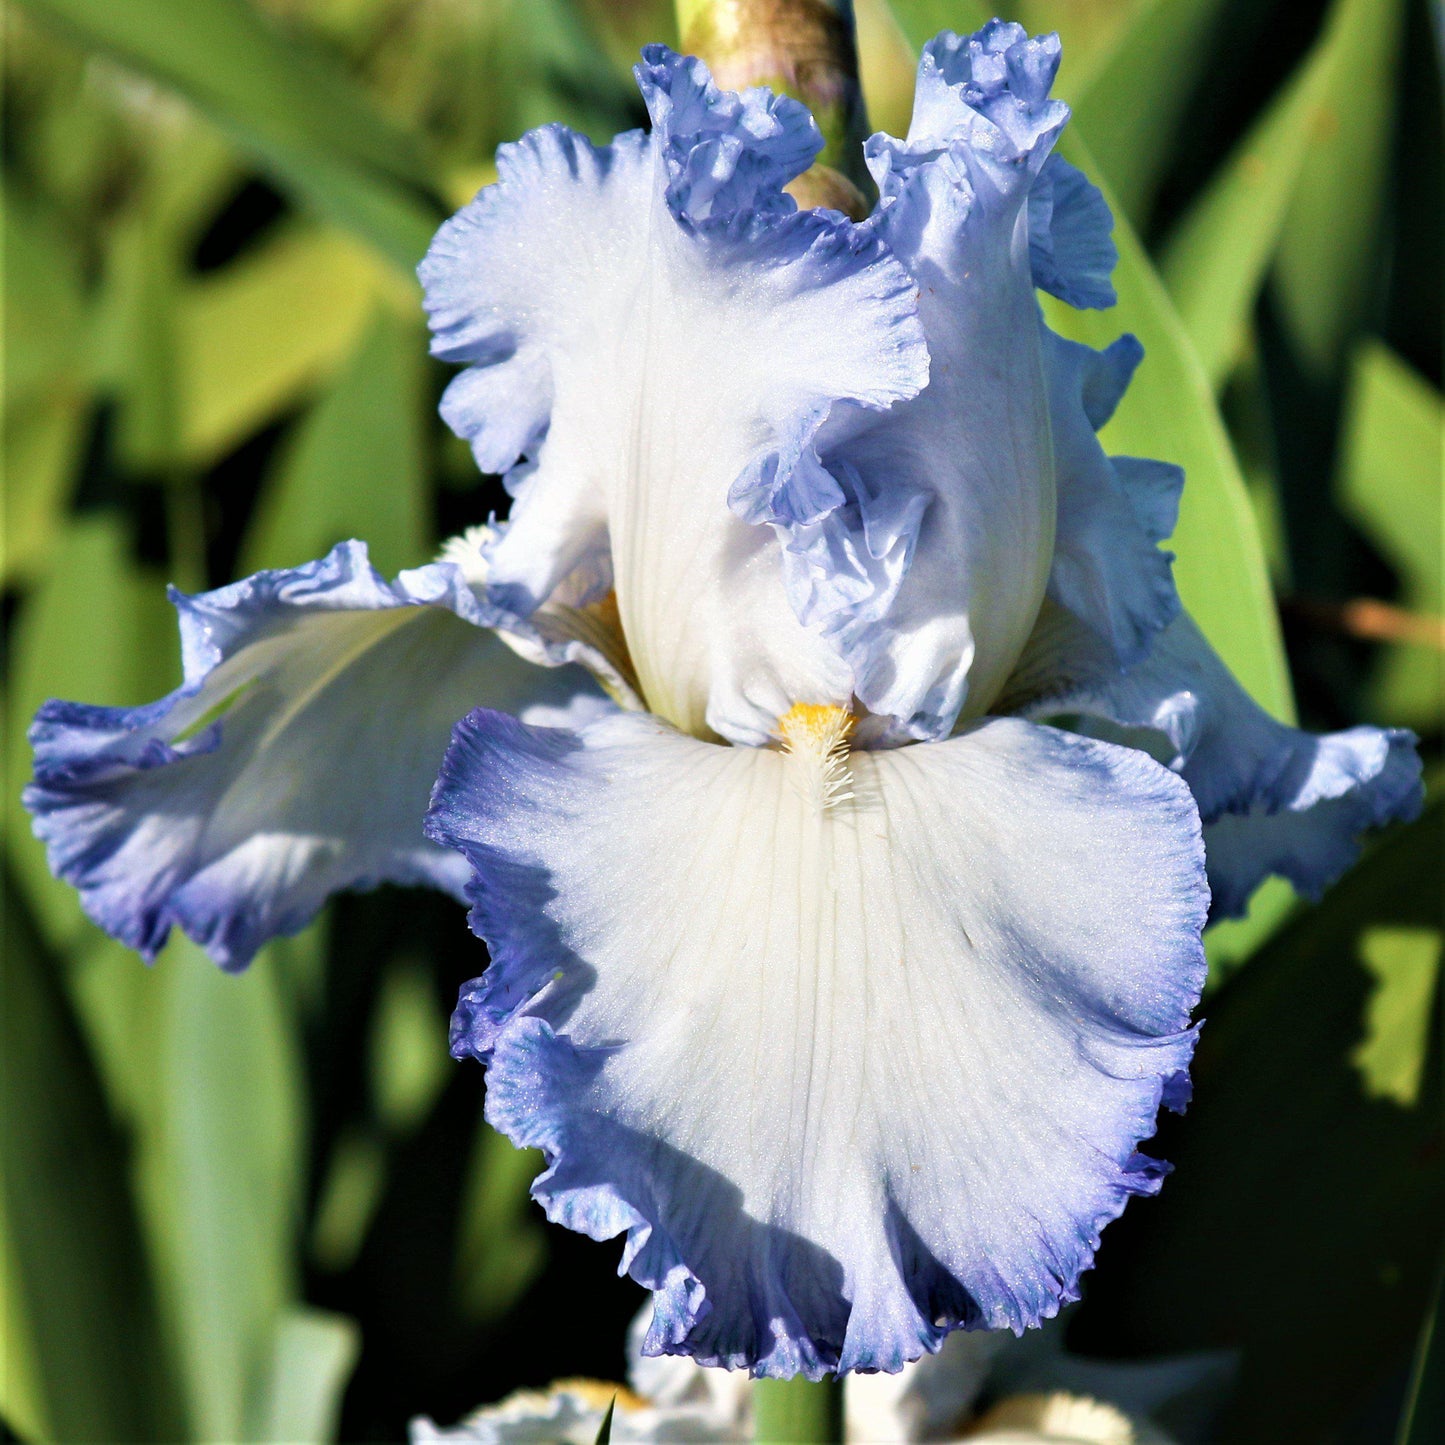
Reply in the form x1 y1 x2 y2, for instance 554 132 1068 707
0 873 182 1443
367 959 451 1138
1 390 87 589
454 1126 547 1325
129 938 308 1441
240 307 430 579
856 0 923 142
18 0 446 269
1400 1265 1445 1445
309 1127 387 1275
178 223 398 467
1 182 85 417
1043 132 1294 723
3 515 179 953
1202 875 1297 988
1350 925 1443 1107
1159 0 1353 388
1054 0 1231 227
1 183 88 586
1337 341 1445 731
1077 802 1445 1443
248 1308 360 1445
1271 0 1407 379
880 0 991 53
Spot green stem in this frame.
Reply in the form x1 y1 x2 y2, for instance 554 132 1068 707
753 1376 845 1444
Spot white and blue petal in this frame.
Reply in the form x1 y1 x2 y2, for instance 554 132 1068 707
24 541 605 970
1027 155 1118 309
1043 326 1182 667
420 47 927 745
429 707 1206 1376
789 22 1070 739
1006 604 1424 917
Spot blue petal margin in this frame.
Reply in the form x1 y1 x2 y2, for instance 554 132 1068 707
419 46 926 743
24 541 601 970
1028 154 1118 309
1006 606 1425 919
1044 326 1183 668
429 708 1206 1376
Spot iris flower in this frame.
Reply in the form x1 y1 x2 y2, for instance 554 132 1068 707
25 22 1421 1379
411 1303 1228 1441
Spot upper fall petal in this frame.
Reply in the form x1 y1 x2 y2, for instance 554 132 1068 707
1002 604 1424 917
24 541 606 971
428 708 1206 1376
419 47 927 745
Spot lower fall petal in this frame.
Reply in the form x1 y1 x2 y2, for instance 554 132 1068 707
24 541 605 970
428 710 1207 1376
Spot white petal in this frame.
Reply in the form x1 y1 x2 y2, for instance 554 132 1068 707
431 711 1206 1376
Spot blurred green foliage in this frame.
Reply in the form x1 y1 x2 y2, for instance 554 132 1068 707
1 1 1440 1440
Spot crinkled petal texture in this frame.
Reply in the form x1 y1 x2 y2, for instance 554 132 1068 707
25 541 605 971
420 46 927 745
1041 327 1182 668
430 709 1207 1376
1005 604 1424 917
830 23 1069 736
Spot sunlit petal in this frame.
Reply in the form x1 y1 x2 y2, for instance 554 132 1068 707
25 542 604 969
430 708 1205 1375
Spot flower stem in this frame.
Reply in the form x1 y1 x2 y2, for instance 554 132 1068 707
676 0 872 216
753 1376 845 1443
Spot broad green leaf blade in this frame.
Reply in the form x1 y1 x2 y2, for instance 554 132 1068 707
1400 1265 1445 1445
1337 342 1445 731
1077 801 1445 1443
454 1126 547 1325
1053 0 1231 227
178 224 398 467
240 307 429 579
0 874 182 1444
18 0 446 269
857 0 922 142
1044 132 1294 722
367 959 451 1138
1 183 88 586
132 938 309 1442
1271 0 1406 379
309 1127 387 1275
1 182 85 417
248 1308 360 1445
1 390 87 589
3 515 179 953
1160 0 1371 389
880 0 990 53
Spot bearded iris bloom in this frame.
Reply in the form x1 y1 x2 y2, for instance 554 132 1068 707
25 22 1421 1379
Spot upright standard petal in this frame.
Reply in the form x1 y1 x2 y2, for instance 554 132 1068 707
419 47 927 745
799 22 1071 738
24 542 603 970
429 709 1206 1376
1043 327 1182 668
1004 604 1424 916
1027 155 1118 310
